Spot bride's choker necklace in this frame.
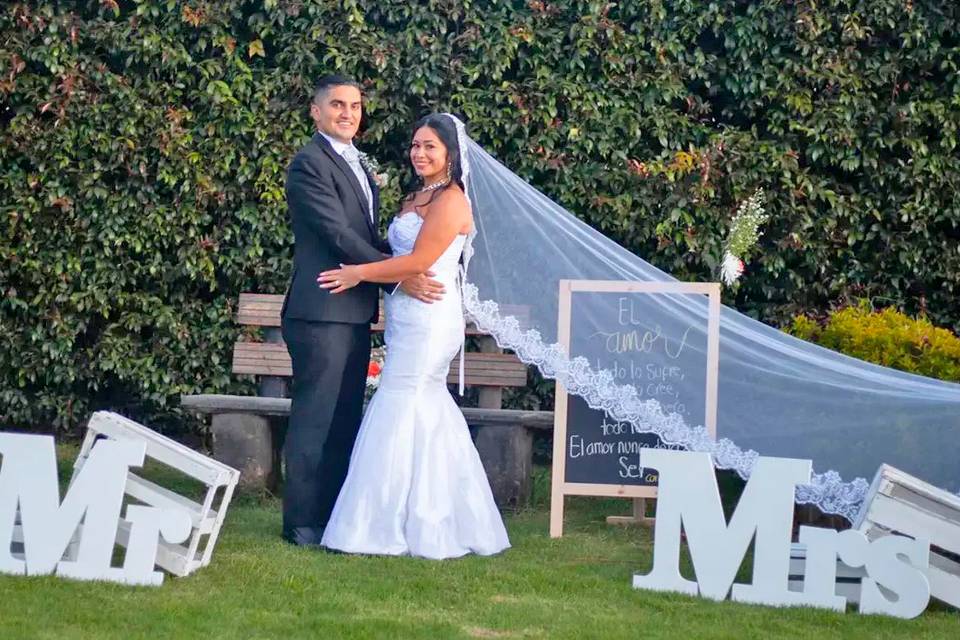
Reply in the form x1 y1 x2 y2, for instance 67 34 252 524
419 178 450 193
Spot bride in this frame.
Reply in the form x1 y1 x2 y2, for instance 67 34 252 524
315 113 511 559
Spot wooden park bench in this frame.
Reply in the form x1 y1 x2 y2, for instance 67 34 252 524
181 293 553 508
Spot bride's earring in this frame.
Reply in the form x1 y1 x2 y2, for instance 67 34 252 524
446 162 452 182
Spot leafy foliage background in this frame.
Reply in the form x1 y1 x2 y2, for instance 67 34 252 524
2 0 958 432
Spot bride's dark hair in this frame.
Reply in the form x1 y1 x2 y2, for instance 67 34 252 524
403 113 464 209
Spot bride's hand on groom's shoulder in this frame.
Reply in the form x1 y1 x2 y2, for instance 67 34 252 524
317 265 361 294
399 271 445 303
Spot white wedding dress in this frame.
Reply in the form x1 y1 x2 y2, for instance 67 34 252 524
321 211 511 559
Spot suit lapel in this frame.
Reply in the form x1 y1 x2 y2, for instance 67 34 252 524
312 133 377 238
363 165 381 229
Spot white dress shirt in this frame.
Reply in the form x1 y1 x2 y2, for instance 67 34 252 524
320 132 374 224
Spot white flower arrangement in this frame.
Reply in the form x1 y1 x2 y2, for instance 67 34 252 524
721 189 768 286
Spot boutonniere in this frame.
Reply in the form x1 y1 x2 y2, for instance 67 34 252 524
357 151 388 187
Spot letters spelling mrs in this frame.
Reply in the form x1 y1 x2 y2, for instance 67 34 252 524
632 449 931 619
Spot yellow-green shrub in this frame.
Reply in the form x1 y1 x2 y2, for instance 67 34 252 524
788 303 960 382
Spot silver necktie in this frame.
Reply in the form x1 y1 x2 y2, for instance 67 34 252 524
342 146 373 223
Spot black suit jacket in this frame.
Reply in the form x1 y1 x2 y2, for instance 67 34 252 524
282 133 392 324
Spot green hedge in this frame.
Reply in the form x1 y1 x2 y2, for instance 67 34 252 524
788 302 960 382
2 1 959 431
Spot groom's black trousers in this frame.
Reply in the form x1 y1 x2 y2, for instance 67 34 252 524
281 319 371 534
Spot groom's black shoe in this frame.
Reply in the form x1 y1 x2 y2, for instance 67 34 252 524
282 526 325 548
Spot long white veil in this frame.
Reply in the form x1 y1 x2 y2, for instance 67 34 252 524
446 115 960 520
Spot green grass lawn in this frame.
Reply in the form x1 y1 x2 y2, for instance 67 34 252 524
0 451 956 639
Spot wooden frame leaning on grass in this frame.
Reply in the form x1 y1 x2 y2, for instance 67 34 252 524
549 280 721 538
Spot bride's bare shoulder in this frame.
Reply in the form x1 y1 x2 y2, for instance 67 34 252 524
426 185 468 214
424 186 472 233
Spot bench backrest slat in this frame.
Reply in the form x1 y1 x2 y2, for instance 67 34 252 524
237 293 530 335
232 341 526 387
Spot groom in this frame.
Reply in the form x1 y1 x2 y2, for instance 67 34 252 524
280 75 443 546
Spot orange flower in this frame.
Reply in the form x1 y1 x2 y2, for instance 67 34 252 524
367 360 382 377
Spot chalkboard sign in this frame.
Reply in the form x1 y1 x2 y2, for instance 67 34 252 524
550 280 720 537
563 394 666 487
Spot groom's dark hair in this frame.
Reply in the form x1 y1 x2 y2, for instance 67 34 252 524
312 75 362 104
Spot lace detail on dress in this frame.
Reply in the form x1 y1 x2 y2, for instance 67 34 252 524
461 283 870 522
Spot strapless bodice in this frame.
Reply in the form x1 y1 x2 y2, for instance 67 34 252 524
387 212 466 277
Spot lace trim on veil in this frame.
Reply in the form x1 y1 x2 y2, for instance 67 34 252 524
462 284 870 522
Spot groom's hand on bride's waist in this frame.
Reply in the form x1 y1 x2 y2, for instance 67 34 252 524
399 271 445 303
